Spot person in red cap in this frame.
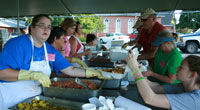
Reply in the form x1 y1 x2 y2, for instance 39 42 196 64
135 8 171 68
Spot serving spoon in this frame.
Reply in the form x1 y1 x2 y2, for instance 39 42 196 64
75 78 90 89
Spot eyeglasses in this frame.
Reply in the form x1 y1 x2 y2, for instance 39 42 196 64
35 24 52 30
141 19 148 22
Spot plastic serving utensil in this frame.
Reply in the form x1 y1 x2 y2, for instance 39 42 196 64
75 78 90 89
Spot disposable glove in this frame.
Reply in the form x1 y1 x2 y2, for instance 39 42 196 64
86 68 109 79
121 43 128 49
71 58 88 68
18 69 51 87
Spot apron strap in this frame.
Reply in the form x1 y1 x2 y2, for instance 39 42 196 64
30 35 49 64
73 35 84 53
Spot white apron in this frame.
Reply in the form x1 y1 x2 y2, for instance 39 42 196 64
0 35 51 109
72 35 84 67
0 90 6 110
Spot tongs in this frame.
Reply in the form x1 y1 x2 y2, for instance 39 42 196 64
75 78 90 89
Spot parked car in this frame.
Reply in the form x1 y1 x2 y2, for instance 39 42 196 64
10 32 24 39
10 32 18 38
176 29 200 53
98 33 130 44
128 31 138 41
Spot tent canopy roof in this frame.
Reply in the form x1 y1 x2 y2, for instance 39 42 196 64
0 18 26 28
0 0 199 17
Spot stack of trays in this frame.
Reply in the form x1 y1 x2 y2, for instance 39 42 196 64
43 78 104 102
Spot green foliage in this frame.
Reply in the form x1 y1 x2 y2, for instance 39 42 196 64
25 18 32 26
79 36 86 42
23 14 105 35
176 12 200 32
74 14 105 34
51 17 65 26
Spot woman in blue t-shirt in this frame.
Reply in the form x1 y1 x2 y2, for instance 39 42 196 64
127 53 200 110
0 14 107 109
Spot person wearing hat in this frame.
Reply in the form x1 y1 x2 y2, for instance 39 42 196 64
121 19 143 48
136 8 170 68
142 32 182 85
131 19 143 44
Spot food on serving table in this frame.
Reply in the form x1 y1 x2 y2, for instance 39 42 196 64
103 68 125 74
16 99 71 110
50 80 98 90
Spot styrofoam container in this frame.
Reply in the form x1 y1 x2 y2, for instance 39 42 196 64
101 71 126 79
110 49 128 61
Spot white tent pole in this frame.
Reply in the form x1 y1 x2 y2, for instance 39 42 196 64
172 0 182 32
17 0 20 35
58 0 72 14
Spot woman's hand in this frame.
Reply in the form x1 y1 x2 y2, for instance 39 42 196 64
142 70 154 77
126 50 139 71
84 49 92 56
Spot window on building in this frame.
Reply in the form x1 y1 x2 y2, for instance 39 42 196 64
103 18 109 33
128 19 134 33
116 18 121 33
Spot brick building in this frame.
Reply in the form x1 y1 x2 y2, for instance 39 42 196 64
98 12 173 37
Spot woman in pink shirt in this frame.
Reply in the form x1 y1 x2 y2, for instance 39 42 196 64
60 18 76 57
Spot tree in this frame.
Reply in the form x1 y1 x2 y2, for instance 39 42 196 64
51 17 65 26
24 14 105 35
176 12 200 32
74 14 105 35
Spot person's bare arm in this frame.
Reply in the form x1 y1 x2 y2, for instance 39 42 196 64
143 70 177 84
126 51 170 109
0 68 19 81
71 49 92 59
60 66 86 77
145 78 166 94
69 37 78 57
152 73 176 84
136 77 170 109
137 46 158 60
